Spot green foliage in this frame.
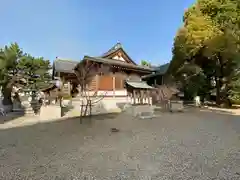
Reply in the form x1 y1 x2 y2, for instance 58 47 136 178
0 43 24 86
229 57 240 103
174 62 211 100
171 0 240 105
0 43 24 105
0 43 52 106
140 60 151 67
18 55 51 91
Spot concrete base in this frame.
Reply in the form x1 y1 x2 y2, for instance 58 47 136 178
169 100 184 112
40 105 61 120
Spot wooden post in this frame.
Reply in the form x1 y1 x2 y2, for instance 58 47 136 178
68 81 71 95
113 73 115 97
140 90 143 104
80 100 83 124
147 90 149 104
89 100 92 119
96 74 99 92
57 72 60 78
133 90 136 104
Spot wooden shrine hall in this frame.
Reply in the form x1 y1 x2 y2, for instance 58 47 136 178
51 43 155 104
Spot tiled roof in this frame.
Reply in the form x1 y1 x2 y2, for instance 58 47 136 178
155 63 170 74
83 56 154 72
142 63 170 79
100 43 137 65
53 59 79 74
101 43 123 57
126 80 154 89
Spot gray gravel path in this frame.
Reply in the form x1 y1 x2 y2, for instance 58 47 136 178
0 110 240 179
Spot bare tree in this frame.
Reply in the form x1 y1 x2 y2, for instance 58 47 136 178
74 62 109 123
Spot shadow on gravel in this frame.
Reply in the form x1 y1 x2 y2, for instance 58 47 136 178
0 111 25 124
198 107 240 116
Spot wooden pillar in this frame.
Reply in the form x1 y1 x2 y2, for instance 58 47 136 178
143 90 146 104
57 72 60 79
96 74 99 92
147 90 152 105
61 75 65 91
113 73 115 97
68 81 71 95
133 89 136 104
149 90 151 105
140 90 143 104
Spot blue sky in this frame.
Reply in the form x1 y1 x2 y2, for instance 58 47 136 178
1 0 195 65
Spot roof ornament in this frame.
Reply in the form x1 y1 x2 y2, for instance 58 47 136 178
101 42 123 57
114 42 122 49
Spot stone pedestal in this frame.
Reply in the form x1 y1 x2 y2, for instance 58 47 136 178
12 100 23 112
169 100 184 112
21 99 41 116
21 100 35 116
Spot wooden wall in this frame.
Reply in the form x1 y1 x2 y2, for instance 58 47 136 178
60 70 144 94
95 72 141 91
115 76 123 90
98 75 113 90
87 76 97 91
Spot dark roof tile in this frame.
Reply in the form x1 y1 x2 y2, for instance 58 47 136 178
142 63 170 79
83 56 154 72
53 59 79 73
101 43 122 57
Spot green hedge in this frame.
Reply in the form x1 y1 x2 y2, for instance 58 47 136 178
230 95 240 105
231 99 240 105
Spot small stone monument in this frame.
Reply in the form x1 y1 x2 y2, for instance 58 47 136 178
194 96 201 107
12 92 23 112
20 91 41 116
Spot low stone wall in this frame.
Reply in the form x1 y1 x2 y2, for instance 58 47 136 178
32 96 154 120
169 100 184 112
64 97 131 117
40 105 62 120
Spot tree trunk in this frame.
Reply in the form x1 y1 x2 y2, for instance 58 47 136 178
83 101 89 116
2 86 12 105
215 76 221 105
215 55 223 106
2 85 13 112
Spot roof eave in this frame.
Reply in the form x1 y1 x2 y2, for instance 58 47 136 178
83 56 154 72
101 47 137 65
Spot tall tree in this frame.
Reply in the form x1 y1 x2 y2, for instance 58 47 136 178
74 62 109 122
0 43 24 107
171 0 240 106
18 55 52 93
141 60 151 67
0 43 52 110
229 57 240 103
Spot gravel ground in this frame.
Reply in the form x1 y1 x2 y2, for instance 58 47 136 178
0 110 240 179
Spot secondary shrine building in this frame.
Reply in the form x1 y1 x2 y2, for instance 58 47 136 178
52 43 155 104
